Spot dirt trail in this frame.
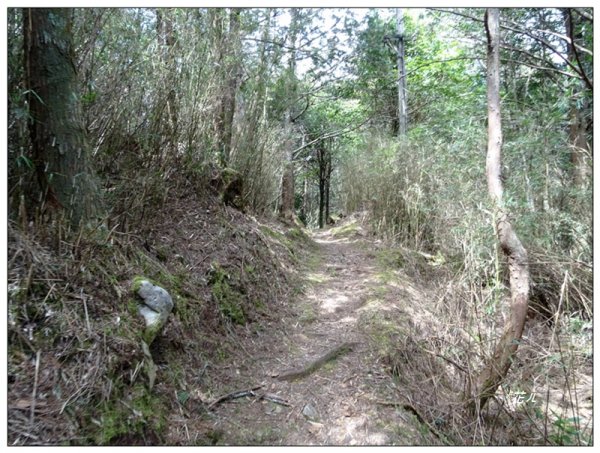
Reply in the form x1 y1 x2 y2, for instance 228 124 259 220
206 223 437 445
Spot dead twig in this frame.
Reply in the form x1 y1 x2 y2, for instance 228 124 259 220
261 393 291 407
208 385 263 410
208 386 292 410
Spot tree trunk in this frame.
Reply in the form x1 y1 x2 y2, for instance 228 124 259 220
209 9 228 167
279 8 300 221
219 8 241 167
23 8 101 229
325 145 332 224
280 133 296 221
563 9 590 188
156 9 178 156
249 9 272 213
396 8 408 136
300 163 308 225
318 161 325 229
317 146 329 229
470 8 530 412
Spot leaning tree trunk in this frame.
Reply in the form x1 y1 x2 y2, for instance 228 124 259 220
24 8 101 229
469 8 530 412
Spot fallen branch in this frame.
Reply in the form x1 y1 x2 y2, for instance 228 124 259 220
261 393 292 407
208 385 263 410
277 341 359 382
208 386 292 410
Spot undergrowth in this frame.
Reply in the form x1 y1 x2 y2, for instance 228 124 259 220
338 129 592 445
355 211 592 445
7 185 309 445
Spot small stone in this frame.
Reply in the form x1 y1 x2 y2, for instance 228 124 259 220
302 403 319 421
133 278 174 344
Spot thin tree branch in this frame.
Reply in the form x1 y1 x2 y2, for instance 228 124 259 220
572 8 593 23
501 58 575 80
499 21 588 84
566 9 593 91
431 7 592 88
292 117 370 159
429 7 484 24
525 26 592 56
291 96 310 122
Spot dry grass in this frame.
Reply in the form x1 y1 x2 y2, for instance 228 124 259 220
370 242 593 445
7 179 305 445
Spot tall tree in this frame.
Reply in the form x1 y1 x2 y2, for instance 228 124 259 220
470 8 530 412
563 8 591 188
156 8 178 156
396 8 408 136
23 8 101 228
316 144 332 228
216 8 242 167
209 8 239 167
279 8 300 221
354 12 399 134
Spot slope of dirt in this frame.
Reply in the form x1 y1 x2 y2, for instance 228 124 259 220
197 216 441 445
6 182 305 446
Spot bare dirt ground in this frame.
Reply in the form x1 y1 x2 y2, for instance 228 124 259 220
201 222 440 445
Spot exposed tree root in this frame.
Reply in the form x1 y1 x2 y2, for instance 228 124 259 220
276 341 359 382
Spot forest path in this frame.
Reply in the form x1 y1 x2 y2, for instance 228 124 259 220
207 220 437 445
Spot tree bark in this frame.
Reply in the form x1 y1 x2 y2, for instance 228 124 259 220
23 8 101 228
318 154 325 228
563 8 590 188
470 8 530 412
325 143 333 224
279 8 300 221
396 8 408 136
218 9 241 167
156 9 178 156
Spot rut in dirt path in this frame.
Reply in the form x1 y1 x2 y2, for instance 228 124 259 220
209 223 438 445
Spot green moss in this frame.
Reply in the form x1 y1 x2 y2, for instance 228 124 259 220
375 269 396 285
259 225 290 246
142 322 162 345
304 251 323 273
154 246 169 263
286 227 308 242
221 167 241 185
330 220 359 238
376 248 405 270
173 294 191 322
94 384 166 445
131 276 155 294
95 403 130 444
209 264 246 325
